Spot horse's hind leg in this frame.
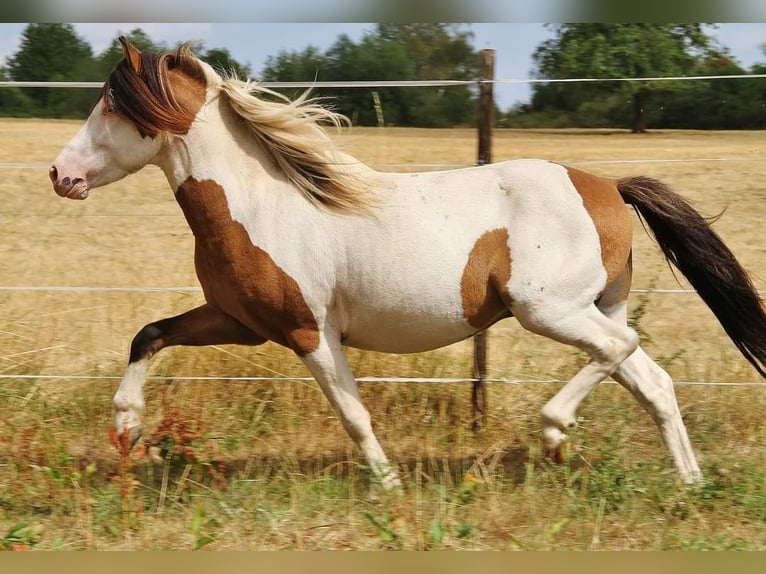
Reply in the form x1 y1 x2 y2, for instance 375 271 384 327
599 299 702 483
113 303 265 446
610 346 702 483
513 301 640 458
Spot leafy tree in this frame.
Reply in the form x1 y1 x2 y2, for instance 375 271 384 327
96 28 167 78
262 45 330 82
5 24 94 116
0 67 35 116
372 24 479 127
262 34 413 125
324 33 416 125
530 24 722 132
261 45 331 106
652 55 756 129
94 30 251 81
200 47 252 80
261 24 480 127
376 24 477 81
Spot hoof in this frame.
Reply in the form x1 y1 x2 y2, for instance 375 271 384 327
542 426 569 464
542 426 566 448
681 470 704 486
381 475 403 492
109 424 141 455
549 443 568 464
127 425 141 449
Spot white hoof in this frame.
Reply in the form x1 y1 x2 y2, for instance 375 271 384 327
542 425 567 450
115 410 142 449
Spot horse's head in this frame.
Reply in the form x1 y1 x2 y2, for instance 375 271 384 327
50 37 212 199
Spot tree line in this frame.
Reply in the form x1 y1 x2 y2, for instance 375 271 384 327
2 23 766 130
507 24 766 131
0 25 251 119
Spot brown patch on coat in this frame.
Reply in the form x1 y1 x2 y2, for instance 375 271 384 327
597 254 633 311
566 166 633 289
175 177 320 355
461 228 513 329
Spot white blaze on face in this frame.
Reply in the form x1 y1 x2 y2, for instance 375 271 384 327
50 99 165 199
50 43 210 201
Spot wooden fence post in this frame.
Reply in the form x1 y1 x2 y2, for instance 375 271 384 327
472 48 495 432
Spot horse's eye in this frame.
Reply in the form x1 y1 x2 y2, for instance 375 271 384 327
103 89 116 114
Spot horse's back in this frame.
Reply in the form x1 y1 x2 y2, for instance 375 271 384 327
334 159 631 352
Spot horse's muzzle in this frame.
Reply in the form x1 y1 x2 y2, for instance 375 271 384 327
49 165 90 200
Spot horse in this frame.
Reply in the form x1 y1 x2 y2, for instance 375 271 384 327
50 38 766 488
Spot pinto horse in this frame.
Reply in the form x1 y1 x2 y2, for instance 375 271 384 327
50 39 766 487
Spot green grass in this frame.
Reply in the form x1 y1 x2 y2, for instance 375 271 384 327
1 280 765 550
2 355 765 550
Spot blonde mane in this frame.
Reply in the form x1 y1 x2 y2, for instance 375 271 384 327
218 78 378 212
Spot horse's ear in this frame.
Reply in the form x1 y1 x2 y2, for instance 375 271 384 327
118 36 142 73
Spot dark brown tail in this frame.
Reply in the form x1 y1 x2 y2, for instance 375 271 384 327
617 176 766 378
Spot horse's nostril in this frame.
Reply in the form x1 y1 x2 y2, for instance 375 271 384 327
72 177 83 185
49 165 58 183
62 176 71 186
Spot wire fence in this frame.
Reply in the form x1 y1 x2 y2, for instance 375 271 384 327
1 72 764 389
2 156 761 172
0 285 764 296
0 374 762 387
3 72 766 90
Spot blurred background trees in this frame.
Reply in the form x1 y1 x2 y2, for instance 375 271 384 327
2 22 765 129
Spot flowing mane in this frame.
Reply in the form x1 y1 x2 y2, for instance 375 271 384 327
107 43 376 212
218 78 377 212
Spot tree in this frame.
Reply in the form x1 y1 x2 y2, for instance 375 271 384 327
0 67 35 116
262 45 330 82
261 24 480 127
651 54 756 129
200 47 252 80
324 33 416 125
96 28 167 78
371 24 479 127
261 45 330 102
94 30 251 81
261 34 414 125
5 24 94 116
531 24 722 132
0 26 255 119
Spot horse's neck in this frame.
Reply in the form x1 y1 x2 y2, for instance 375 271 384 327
160 102 338 250
160 102 307 217
161 101 258 181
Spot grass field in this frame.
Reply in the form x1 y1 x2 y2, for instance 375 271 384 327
0 120 765 550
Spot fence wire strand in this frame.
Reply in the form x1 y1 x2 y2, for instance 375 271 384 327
0 373 761 388
3 73 766 90
2 73 764 391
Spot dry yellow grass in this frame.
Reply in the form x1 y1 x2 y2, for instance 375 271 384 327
1 120 765 550
2 121 763 384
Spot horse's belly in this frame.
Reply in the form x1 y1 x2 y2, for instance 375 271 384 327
339 304 508 354
342 321 475 353
336 237 513 353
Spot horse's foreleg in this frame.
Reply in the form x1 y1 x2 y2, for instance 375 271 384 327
300 327 401 490
113 303 264 447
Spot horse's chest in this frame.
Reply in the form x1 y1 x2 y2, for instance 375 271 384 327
193 232 318 351
194 237 277 306
177 177 320 354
